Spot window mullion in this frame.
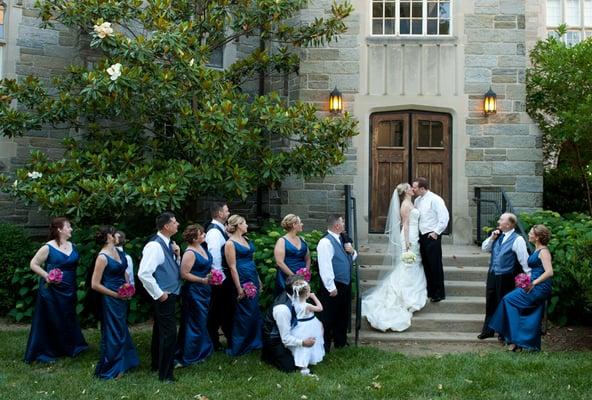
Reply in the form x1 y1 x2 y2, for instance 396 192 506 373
396 0 400 35
423 0 427 36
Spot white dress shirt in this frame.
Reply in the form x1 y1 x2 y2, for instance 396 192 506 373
116 246 135 285
272 296 303 348
138 232 178 300
481 228 531 274
414 190 450 235
317 230 358 292
205 219 227 281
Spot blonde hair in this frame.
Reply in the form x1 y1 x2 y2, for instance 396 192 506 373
531 224 551 245
226 214 246 234
396 183 411 204
281 214 301 231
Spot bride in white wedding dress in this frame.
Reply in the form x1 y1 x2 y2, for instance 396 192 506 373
362 183 428 332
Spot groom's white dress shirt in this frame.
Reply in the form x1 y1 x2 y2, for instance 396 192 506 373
482 228 531 274
139 232 178 300
317 230 358 292
272 296 303 348
414 190 449 235
205 219 227 281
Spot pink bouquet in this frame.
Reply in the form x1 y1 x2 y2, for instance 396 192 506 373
47 268 63 284
209 270 224 286
118 283 136 299
242 281 257 299
514 273 531 289
296 268 311 282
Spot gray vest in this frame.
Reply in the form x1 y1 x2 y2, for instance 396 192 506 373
489 231 518 275
152 235 181 295
325 233 352 285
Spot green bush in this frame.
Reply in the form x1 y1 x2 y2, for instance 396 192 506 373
249 220 324 310
543 168 589 214
520 211 592 325
0 224 38 317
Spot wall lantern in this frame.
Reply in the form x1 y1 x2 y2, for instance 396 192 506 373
483 87 497 115
329 86 343 113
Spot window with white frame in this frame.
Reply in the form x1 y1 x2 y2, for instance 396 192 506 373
547 0 592 46
371 0 452 36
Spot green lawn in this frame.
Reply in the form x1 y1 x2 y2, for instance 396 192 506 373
0 329 590 399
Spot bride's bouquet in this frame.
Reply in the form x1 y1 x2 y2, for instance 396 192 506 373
401 251 417 265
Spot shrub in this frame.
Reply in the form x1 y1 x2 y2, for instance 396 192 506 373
520 211 592 325
543 168 589 214
0 224 38 318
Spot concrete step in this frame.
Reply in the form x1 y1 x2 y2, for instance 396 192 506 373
357 265 488 282
357 245 490 267
353 296 484 316
367 234 454 245
359 279 486 297
355 330 496 344
359 313 484 333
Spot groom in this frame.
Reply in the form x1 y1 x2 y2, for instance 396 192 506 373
412 177 449 302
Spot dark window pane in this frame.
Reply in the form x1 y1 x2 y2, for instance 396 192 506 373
439 19 450 34
400 2 411 18
428 2 438 17
400 19 410 34
385 19 396 34
418 121 430 147
373 2 383 18
427 19 437 34
439 2 450 19
412 3 423 17
377 121 403 147
373 19 383 34
412 19 423 34
431 122 444 147
385 2 396 17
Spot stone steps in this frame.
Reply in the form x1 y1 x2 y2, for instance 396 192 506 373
353 242 490 345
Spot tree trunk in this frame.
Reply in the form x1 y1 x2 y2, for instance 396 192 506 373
572 141 592 215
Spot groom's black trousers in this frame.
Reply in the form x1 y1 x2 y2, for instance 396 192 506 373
319 281 351 352
419 233 446 299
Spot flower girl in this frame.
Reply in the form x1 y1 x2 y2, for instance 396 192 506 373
291 281 325 375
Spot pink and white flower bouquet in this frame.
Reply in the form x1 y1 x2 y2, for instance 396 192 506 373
242 281 257 299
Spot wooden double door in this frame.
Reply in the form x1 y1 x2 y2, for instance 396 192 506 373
369 111 452 233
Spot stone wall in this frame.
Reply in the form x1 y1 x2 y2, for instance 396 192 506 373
464 0 543 227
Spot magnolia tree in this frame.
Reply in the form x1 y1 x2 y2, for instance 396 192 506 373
0 0 357 223
527 26 592 214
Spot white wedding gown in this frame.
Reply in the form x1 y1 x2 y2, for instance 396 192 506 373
362 208 428 332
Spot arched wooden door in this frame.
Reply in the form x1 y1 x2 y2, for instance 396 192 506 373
369 111 452 233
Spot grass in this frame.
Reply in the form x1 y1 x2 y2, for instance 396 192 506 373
0 328 591 399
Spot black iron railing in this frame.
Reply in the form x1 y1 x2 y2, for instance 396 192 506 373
473 187 533 251
344 185 361 346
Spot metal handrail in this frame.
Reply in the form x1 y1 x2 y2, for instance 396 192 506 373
344 185 361 346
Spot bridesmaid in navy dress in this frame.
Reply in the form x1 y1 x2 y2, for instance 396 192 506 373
489 224 554 351
25 217 88 363
175 224 214 366
274 214 311 294
91 225 139 379
225 215 263 356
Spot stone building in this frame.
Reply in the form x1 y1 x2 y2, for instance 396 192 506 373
0 0 582 242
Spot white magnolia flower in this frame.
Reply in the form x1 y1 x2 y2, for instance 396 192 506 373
106 63 122 81
189 58 195 67
12 179 18 188
93 21 114 39
27 171 43 179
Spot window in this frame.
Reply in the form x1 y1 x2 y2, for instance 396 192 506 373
546 0 592 46
0 2 6 79
418 120 443 148
376 120 403 147
372 0 452 36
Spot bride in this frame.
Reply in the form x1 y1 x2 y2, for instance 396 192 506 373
362 183 428 332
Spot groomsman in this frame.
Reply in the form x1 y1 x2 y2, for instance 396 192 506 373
205 202 234 350
138 212 181 382
478 212 530 340
317 214 357 352
115 230 135 286
413 177 449 302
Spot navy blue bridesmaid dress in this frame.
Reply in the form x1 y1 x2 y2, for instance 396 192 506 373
227 240 263 356
489 249 553 350
175 247 214 366
275 237 308 294
94 252 140 379
25 244 88 363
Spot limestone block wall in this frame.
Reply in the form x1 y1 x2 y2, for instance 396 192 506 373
464 0 543 225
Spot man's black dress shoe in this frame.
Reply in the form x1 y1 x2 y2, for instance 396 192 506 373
478 332 495 340
430 297 445 303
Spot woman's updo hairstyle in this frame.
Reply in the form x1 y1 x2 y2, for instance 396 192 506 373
531 224 551 246
95 225 116 245
48 217 70 246
396 183 411 205
183 224 204 244
226 215 246 234
281 214 301 231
